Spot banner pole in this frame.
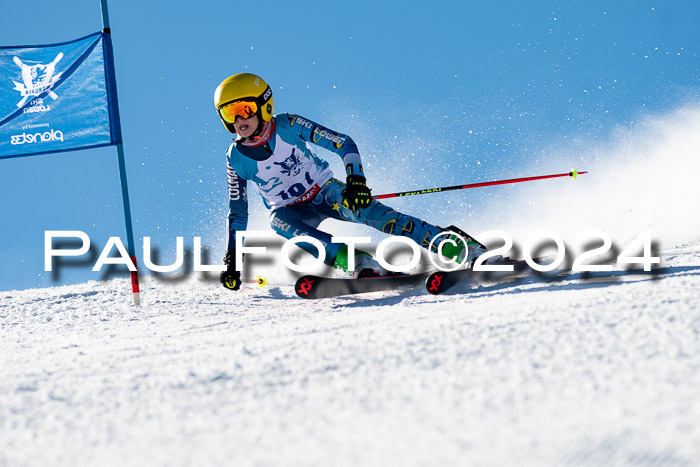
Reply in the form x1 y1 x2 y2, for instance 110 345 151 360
100 0 141 305
116 143 141 305
100 0 112 31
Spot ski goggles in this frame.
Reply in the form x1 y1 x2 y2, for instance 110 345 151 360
219 99 258 124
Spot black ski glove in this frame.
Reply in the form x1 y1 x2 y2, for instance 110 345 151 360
219 250 242 290
342 175 372 210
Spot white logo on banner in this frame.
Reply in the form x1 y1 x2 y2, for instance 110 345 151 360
11 52 64 108
10 128 64 145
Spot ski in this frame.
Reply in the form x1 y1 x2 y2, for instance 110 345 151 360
425 258 550 295
295 272 428 299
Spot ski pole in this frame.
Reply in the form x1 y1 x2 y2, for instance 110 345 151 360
241 276 267 287
251 276 267 287
372 170 587 200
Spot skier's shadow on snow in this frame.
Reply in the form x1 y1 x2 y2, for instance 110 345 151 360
436 238 675 296
452 264 700 298
334 238 684 306
335 264 700 308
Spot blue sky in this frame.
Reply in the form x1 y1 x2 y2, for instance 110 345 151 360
1 0 699 290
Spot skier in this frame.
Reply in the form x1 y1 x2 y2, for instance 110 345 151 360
215 73 491 290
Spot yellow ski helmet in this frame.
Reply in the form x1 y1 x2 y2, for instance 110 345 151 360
214 73 274 134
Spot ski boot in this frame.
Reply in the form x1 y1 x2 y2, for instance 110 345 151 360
333 245 388 278
438 225 504 267
352 253 389 278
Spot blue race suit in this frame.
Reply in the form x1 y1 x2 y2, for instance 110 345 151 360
225 113 443 265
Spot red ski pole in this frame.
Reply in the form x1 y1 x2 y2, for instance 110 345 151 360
372 170 587 200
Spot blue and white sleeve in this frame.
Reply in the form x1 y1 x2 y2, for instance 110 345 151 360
286 114 365 177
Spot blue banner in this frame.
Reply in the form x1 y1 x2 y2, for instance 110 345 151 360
0 32 122 159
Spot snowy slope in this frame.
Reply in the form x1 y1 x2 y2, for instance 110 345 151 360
3 107 700 466
2 239 700 467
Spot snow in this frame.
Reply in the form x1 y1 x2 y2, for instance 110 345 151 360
2 240 700 466
4 106 700 466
